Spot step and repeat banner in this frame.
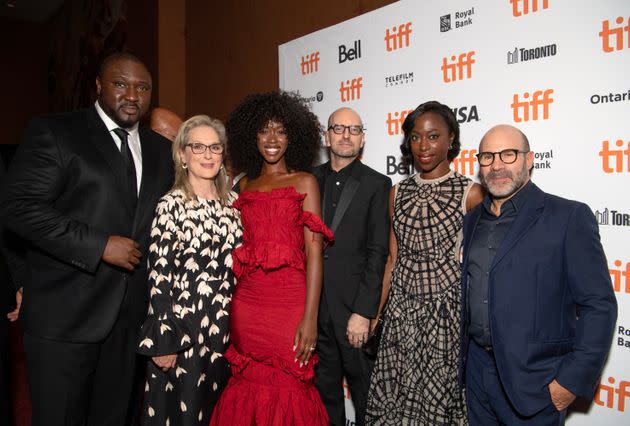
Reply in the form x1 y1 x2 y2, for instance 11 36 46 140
279 0 629 424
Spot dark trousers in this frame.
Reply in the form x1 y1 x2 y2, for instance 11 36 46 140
23 286 142 426
466 341 567 426
315 303 373 426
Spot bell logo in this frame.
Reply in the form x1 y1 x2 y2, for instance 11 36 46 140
300 52 320 75
386 110 414 136
610 260 630 294
510 0 549 17
339 77 363 102
385 22 412 52
599 139 630 173
594 377 630 412
441 52 476 83
452 150 477 176
599 17 630 53
511 89 554 122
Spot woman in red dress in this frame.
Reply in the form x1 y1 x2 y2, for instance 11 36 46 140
210 92 332 425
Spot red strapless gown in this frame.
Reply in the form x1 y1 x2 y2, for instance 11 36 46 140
210 187 333 426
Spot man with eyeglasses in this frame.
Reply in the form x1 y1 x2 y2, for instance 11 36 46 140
460 124 617 425
0 53 174 425
312 107 391 425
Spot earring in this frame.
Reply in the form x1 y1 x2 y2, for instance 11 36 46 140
448 145 454 150
220 164 224 170
182 163 188 169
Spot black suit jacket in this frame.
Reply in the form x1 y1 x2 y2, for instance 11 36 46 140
313 160 391 327
0 107 174 343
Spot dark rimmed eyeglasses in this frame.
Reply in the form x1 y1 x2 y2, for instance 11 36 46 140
328 124 365 136
476 149 529 166
185 143 224 155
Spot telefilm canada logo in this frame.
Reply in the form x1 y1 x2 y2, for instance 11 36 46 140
384 71 414 88
594 208 630 227
440 7 475 32
507 44 557 64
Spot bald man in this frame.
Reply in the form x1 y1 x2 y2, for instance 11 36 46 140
312 107 391 425
460 125 617 425
150 107 183 142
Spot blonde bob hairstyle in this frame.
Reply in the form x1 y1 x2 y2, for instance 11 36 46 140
171 114 230 205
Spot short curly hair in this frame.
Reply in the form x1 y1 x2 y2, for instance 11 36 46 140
226 91 322 179
400 100 461 166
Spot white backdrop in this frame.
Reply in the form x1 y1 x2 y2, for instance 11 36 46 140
279 0 629 424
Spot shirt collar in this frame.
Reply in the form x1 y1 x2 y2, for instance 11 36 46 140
94 101 139 138
482 180 533 215
327 158 357 177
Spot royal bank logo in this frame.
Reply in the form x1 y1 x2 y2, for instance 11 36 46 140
507 44 557 64
384 71 414 88
533 150 553 170
440 14 451 32
590 89 630 105
298 91 324 105
440 7 475 32
594 208 630 227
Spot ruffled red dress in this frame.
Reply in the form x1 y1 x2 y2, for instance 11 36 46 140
210 187 333 426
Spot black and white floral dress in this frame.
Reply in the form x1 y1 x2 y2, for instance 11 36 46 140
138 189 242 426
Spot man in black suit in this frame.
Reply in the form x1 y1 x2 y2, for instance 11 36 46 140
313 107 391 425
0 52 174 425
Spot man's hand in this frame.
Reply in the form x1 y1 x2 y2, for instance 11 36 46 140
7 287 23 322
346 313 370 348
102 236 142 271
152 354 177 371
548 379 576 411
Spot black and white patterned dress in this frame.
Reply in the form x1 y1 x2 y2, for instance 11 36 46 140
366 171 472 425
137 189 242 426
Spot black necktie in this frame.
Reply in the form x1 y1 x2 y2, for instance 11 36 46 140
112 128 138 209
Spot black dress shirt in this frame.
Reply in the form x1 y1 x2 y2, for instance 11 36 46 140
322 160 357 225
467 181 533 347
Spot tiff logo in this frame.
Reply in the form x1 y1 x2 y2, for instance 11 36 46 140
339 77 363 102
599 17 630 53
386 110 414 136
442 52 475 83
610 260 630 294
594 377 630 412
452 149 477 176
511 89 553 122
599 139 630 173
300 52 320 75
510 0 549 17
385 22 412 52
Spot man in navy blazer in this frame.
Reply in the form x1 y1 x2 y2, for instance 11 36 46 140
460 124 617 425
0 53 174 425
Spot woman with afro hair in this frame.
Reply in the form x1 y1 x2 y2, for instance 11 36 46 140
211 91 332 425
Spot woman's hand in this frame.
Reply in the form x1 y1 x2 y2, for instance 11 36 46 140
293 315 318 366
152 354 177 371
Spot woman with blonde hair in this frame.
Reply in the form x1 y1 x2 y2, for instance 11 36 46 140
138 115 242 425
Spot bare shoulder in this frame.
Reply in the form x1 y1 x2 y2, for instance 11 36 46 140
288 171 318 194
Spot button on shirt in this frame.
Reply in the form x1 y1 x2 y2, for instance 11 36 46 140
94 101 143 194
467 181 532 347
322 160 357 225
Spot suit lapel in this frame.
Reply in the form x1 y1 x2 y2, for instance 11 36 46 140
132 128 159 235
87 108 135 216
329 161 362 235
490 184 545 271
